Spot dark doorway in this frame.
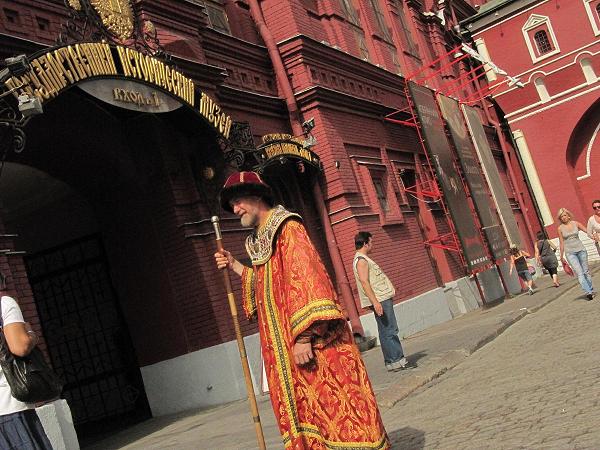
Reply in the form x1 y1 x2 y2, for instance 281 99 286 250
24 234 151 437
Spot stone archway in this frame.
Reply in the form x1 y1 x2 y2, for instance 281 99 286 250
566 97 600 214
0 73 227 437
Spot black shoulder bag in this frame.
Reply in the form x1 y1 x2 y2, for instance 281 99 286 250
0 317 63 403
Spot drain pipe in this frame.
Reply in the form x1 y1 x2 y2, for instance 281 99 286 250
247 0 302 136
247 0 365 336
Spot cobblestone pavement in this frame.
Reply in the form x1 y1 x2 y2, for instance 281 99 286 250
85 269 597 450
384 287 600 449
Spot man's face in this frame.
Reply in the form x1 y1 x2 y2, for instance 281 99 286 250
365 237 373 253
230 196 261 228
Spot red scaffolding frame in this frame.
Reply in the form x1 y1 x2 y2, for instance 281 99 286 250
385 42 518 282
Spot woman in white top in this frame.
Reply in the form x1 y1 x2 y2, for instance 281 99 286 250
586 199 600 257
0 276 52 449
558 208 595 300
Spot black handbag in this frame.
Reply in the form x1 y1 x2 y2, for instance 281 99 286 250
0 323 63 403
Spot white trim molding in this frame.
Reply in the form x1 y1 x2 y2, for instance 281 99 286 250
512 130 554 226
494 43 600 99
576 121 600 180
583 0 600 36
522 14 561 63
507 83 600 124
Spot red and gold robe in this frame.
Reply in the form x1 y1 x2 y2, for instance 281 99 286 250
241 206 389 449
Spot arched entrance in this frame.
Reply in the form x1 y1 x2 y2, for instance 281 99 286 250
0 44 230 438
567 98 600 214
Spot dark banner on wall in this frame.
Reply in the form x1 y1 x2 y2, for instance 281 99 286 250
408 82 489 271
437 94 509 260
462 105 522 248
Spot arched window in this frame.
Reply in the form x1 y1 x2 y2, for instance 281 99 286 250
534 30 552 55
580 58 597 84
534 77 550 102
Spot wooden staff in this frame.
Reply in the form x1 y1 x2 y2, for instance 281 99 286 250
211 216 266 450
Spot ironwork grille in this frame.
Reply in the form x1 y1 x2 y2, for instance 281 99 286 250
25 235 150 433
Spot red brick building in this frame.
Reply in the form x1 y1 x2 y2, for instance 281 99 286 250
463 0 600 248
0 0 538 437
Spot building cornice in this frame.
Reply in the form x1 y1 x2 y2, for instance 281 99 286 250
295 85 402 118
218 85 287 117
202 30 269 68
449 0 479 21
461 0 539 34
278 34 407 96
137 0 209 31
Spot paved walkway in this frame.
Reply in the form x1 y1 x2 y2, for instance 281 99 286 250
385 270 600 449
85 266 597 449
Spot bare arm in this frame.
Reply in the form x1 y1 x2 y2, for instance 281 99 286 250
509 255 515 274
586 218 595 240
576 221 588 234
3 322 37 357
558 226 565 259
534 241 540 262
356 259 383 316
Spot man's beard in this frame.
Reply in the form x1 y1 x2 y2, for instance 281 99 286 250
241 212 257 228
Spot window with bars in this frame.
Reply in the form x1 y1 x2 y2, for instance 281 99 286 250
369 0 391 41
389 44 402 74
533 30 552 55
373 178 390 212
205 1 231 35
340 0 360 26
394 1 419 56
354 29 370 60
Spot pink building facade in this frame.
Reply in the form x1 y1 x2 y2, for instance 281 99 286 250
464 0 600 239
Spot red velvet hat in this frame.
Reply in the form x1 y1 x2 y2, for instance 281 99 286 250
219 171 275 213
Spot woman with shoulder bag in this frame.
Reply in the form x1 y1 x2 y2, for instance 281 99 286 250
534 231 560 287
0 274 52 449
558 208 595 300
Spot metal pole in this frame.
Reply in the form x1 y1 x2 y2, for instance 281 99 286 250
473 272 486 306
211 216 266 450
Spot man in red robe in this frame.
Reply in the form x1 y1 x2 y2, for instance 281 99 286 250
214 171 389 449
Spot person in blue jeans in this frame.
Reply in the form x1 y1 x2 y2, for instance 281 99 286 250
352 232 408 372
557 208 595 300
509 245 535 295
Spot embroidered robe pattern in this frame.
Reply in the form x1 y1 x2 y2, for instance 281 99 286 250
241 215 389 449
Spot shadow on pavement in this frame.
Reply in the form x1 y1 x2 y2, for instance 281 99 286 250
81 407 217 450
405 350 427 368
388 427 425 450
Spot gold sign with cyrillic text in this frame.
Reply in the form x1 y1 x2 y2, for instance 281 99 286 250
4 43 232 139
260 133 320 166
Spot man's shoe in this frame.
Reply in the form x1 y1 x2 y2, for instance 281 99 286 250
389 357 409 371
